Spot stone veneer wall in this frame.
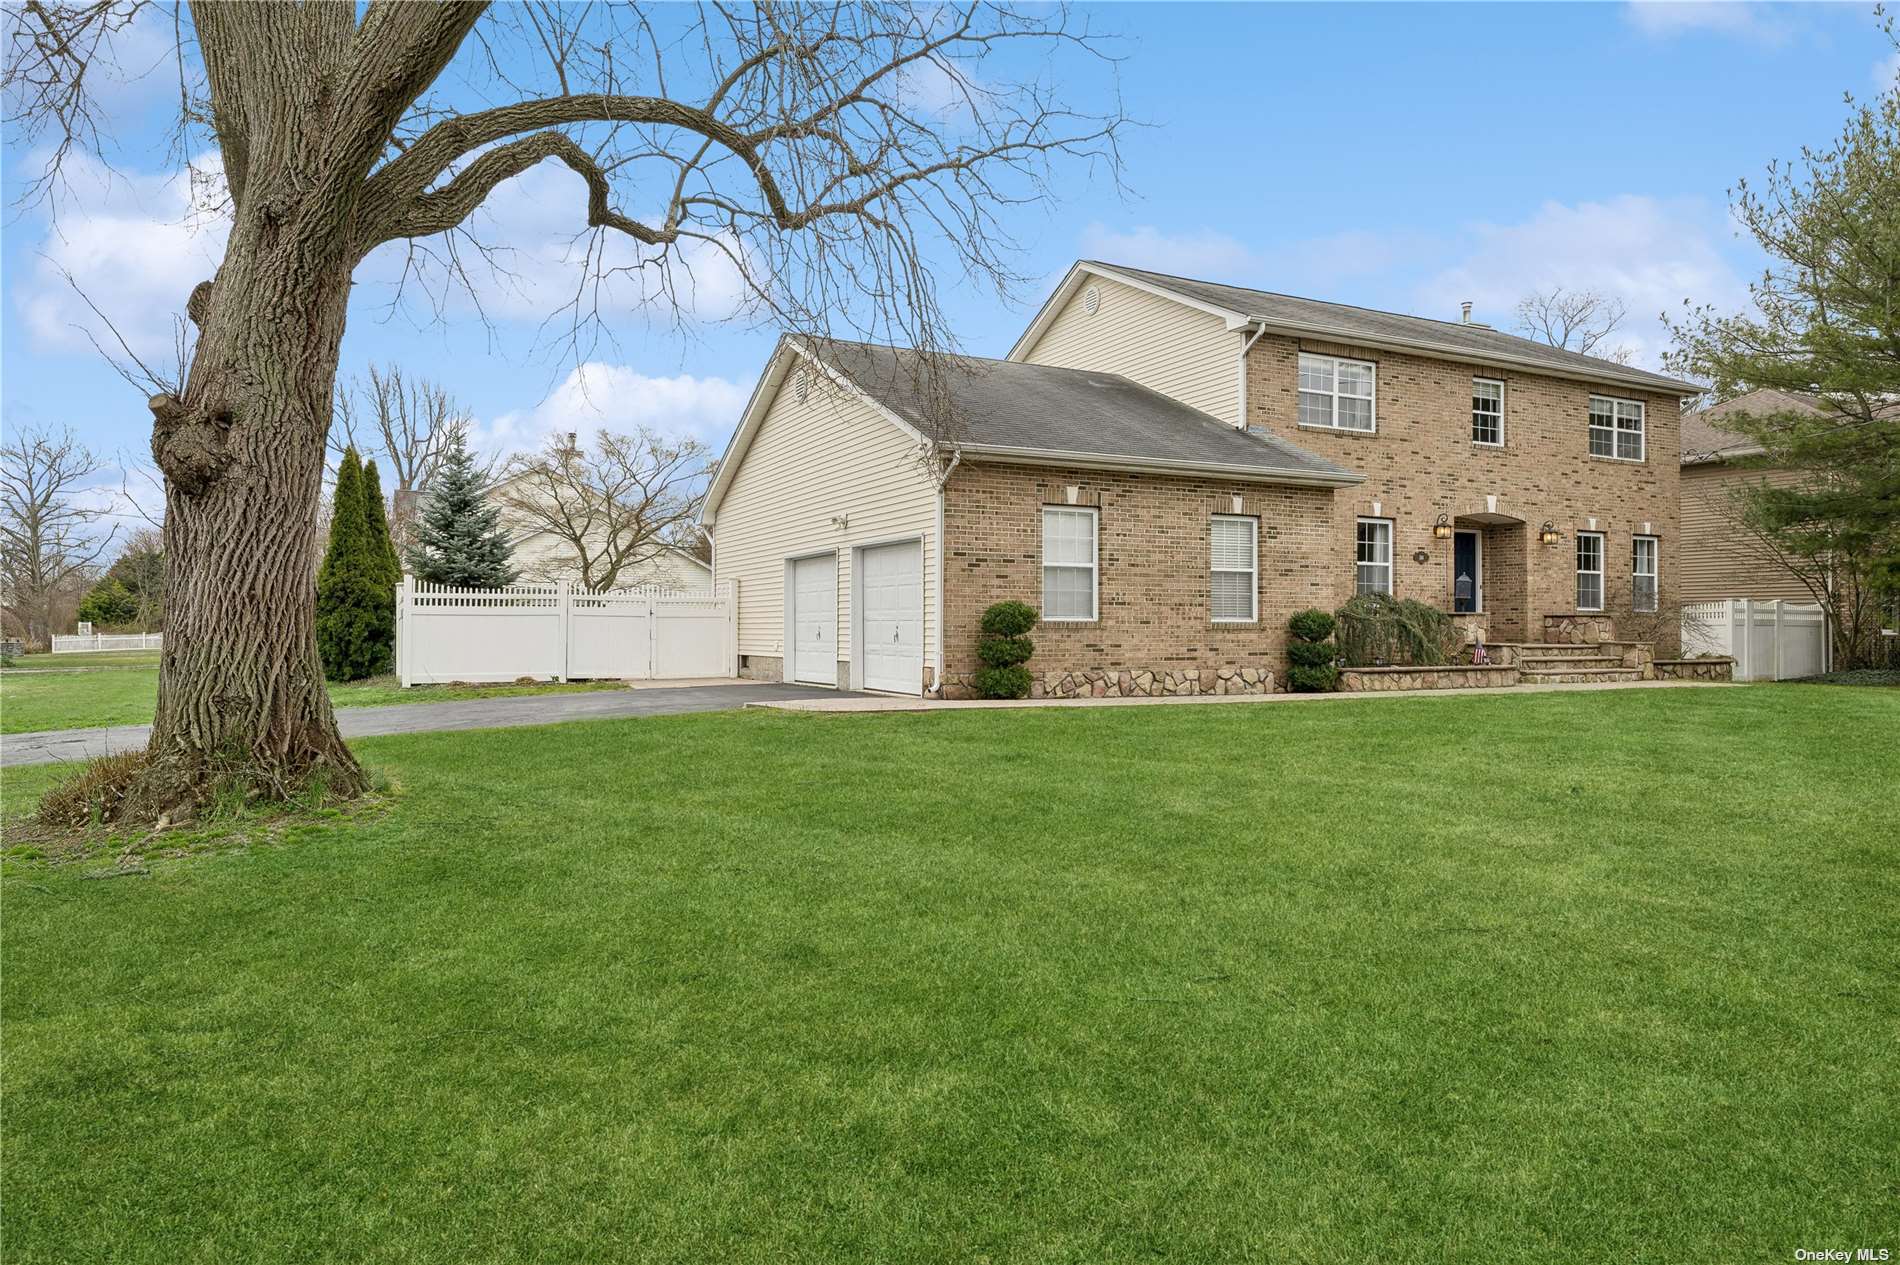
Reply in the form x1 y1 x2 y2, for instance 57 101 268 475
938 462 1337 697
1542 613 1621 644
1653 657 1734 681
1337 664 1520 691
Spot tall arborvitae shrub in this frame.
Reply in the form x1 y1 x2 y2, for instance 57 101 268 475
1285 607 1339 692
407 430 516 588
359 458 403 593
315 448 395 681
974 600 1037 698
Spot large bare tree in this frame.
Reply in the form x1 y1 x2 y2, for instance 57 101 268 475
0 425 117 648
4 2 1126 817
332 364 475 553
1514 286 1637 364
496 429 710 591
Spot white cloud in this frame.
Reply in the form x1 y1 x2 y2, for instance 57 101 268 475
476 362 750 456
17 153 229 360
1076 223 1262 282
1623 1 1797 45
1417 194 1751 368
1876 49 1900 93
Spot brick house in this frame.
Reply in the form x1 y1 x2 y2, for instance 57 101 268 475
702 260 1699 697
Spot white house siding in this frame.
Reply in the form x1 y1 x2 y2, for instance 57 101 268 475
1015 272 1241 424
711 374 940 689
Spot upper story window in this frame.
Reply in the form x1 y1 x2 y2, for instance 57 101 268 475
1210 515 1258 622
1576 532 1605 611
1588 395 1645 461
1298 353 1376 432
1355 518 1393 595
1041 506 1098 622
1632 536 1659 613
1472 378 1504 446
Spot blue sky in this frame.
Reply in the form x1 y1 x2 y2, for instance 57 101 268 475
4 1 1895 524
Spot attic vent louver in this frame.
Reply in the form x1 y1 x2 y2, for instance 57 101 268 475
1082 284 1101 316
793 370 810 403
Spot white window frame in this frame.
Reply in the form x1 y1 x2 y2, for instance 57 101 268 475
1632 535 1659 613
1041 506 1098 622
1210 514 1258 623
1588 395 1646 462
1472 378 1504 446
1355 517 1394 596
1298 353 1378 433
1576 532 1605 612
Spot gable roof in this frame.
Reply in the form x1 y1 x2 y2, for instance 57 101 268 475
1680 388 1820 464
1013 260 1703 397
701 336 1360 521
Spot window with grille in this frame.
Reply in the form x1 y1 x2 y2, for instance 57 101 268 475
1210 515 1257 622
1298 353 1377 432
1588 395 1645 461
1472 378 1504 445
1041 507 1097 621
1356 518 1393 595
1577 532 1605 611
1632 536 1659 613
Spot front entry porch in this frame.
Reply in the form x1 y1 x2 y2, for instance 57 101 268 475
1446 512 1530 644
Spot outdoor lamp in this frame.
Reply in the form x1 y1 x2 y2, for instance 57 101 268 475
1431 513 1453 540
1539 521 1562 545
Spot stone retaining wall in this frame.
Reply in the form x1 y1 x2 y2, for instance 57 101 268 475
1654 657 1734 682
1542 613 1619 644
1337 664 1520 692
938 665 1274 701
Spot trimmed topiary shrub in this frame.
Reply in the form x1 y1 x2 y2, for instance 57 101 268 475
1286 608 1339 692
975 601 1037 698
1287 608 1336 644
972 665 1033 699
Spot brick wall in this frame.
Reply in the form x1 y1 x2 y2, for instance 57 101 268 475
940 462 1336 691
1245 334 1681 648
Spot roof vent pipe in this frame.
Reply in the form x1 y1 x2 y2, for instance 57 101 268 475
1460 301 1473 324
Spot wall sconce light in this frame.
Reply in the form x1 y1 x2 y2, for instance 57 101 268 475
1539 521 1562 545
1432 513 1453 540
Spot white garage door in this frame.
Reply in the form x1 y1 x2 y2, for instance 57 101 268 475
790 554 837 686
860 540 923 695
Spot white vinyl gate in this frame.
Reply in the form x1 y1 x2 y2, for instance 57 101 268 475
1680 598 1830 681
397 577 736 686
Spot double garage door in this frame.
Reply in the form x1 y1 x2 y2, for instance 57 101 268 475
789 542 922 694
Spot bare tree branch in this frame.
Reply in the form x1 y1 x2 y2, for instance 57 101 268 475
0 424 118 646
1515 286 1636 364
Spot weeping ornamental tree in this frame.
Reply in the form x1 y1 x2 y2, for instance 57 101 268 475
4 3 1126 818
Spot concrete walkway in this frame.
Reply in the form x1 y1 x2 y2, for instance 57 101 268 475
753 677 1741 714
1 681 849 768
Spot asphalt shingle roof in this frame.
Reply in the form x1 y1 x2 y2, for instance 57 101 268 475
1087 262 1701 395
815 340 1359 485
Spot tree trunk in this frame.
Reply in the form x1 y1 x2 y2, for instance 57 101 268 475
134 208 368 818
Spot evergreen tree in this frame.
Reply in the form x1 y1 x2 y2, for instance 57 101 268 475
315 448 395 680
1667 36 1900 664
406 429 516 588
76 576 140 628
359 458 403 592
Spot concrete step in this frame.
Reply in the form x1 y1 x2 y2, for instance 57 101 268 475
1520 666 1645 684
1512 643 1630 658
1521 654 1626 670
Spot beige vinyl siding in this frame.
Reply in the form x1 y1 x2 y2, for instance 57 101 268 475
1016 273 1240 423
1680 462 1814 602
712 374 939 671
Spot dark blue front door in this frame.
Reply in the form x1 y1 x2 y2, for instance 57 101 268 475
1453 531 1480 613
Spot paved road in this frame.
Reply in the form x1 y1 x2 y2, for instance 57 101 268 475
1 683 850 768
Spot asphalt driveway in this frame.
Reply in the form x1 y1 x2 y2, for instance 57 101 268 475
1 682 851 768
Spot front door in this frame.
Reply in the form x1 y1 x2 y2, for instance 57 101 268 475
1453 530 1482 614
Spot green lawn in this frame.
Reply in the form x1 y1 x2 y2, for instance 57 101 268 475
2 649 167 670
0 668 626 733
3 686 1895 1262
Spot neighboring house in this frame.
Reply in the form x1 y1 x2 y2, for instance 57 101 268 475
702 259 1699 697
486 470 713 592
1679 388 1836 602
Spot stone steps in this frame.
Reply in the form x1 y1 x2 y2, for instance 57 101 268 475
1521 654 1626 671
1509 642 1632 659
1520 665 1645 684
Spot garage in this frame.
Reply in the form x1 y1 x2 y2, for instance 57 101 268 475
858 540 924 695
789 553 837 686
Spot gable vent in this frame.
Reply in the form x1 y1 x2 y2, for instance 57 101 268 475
793 370 810 403
1082 284 1101 316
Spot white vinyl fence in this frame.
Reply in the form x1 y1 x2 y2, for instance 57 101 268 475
396 577 736 686
1681 598 1830 681
51 632 163 654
